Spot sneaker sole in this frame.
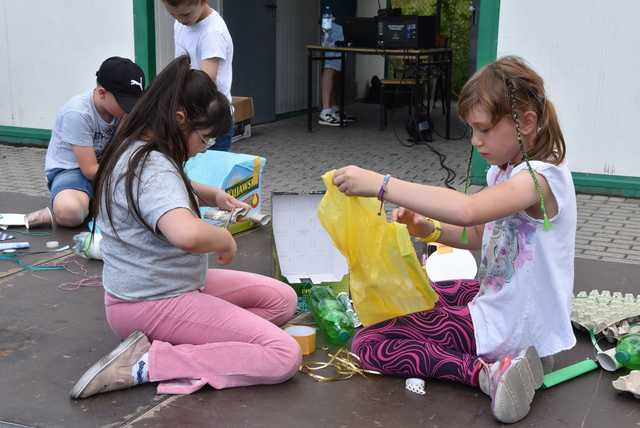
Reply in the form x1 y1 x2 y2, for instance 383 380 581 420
524 346 544 389
318 119 342 127
69 330 146 399
492 346 541 424
333 112 356 122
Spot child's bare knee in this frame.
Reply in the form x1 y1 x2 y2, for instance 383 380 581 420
54 200 88 227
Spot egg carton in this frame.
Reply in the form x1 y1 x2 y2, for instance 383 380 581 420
612 370 640 399
571 289 640 338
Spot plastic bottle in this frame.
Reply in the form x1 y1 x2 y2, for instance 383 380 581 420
321 5 333 45
615 333 640 370
306 285 354 346
73 231 102 260
336 291 362 327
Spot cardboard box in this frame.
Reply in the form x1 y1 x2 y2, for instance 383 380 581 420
232 96 254 123
271 192 349 295
185 151 266 234
231 96 254 143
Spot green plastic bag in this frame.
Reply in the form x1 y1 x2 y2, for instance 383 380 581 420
317 171 438 326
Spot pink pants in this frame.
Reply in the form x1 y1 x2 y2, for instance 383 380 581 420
104 269 302 395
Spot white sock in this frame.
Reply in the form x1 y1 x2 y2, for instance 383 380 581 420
131 352 149 384
321 108 333 116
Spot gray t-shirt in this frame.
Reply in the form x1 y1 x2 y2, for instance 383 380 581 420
97 141 207 301
44 90 117 173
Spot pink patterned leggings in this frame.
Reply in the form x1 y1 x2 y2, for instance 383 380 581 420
352 280 482 386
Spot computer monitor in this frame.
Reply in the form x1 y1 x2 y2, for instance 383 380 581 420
342 17 379 49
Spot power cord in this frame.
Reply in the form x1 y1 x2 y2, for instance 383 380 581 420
416 59 470 141
384 65 462 189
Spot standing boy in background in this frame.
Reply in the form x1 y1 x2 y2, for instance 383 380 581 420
162 0 234 151
26 57 144 229
318 2 356 127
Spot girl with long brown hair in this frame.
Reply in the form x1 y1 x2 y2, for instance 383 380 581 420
70 56 301 400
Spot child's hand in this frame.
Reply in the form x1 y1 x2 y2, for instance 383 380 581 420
392 207 433 238
216 235 237 265
215 191 250 212
333 165 383 197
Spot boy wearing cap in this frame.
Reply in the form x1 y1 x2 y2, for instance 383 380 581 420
26 57 144 228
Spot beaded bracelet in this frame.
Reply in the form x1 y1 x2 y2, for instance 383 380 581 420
377 174 391 216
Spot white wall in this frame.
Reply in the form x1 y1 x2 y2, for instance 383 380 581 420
155 0 175 74
0 1 135 130
355 0 384 99
498 0 640 177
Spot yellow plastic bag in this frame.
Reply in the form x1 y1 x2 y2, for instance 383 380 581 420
318 171 438 326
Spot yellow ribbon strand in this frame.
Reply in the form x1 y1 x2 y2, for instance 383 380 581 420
300 347 381 382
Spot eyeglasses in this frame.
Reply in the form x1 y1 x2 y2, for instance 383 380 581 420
195 131 216 149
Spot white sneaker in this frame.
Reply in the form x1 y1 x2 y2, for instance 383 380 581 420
335 110 357 123
70 330 151 399
478 346 544 424
541 354 555 373
318 111 342 127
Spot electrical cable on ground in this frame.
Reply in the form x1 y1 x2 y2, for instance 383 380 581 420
385 62 469 189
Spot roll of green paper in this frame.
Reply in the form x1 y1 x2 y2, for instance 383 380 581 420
542 359 599 389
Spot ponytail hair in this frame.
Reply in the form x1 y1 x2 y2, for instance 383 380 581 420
458 55 566 165
535 97 565 164
92 55 232 236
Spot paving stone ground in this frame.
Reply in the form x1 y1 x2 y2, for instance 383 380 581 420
1 103 639 264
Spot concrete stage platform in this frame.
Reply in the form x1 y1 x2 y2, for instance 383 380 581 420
1 192 639 428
